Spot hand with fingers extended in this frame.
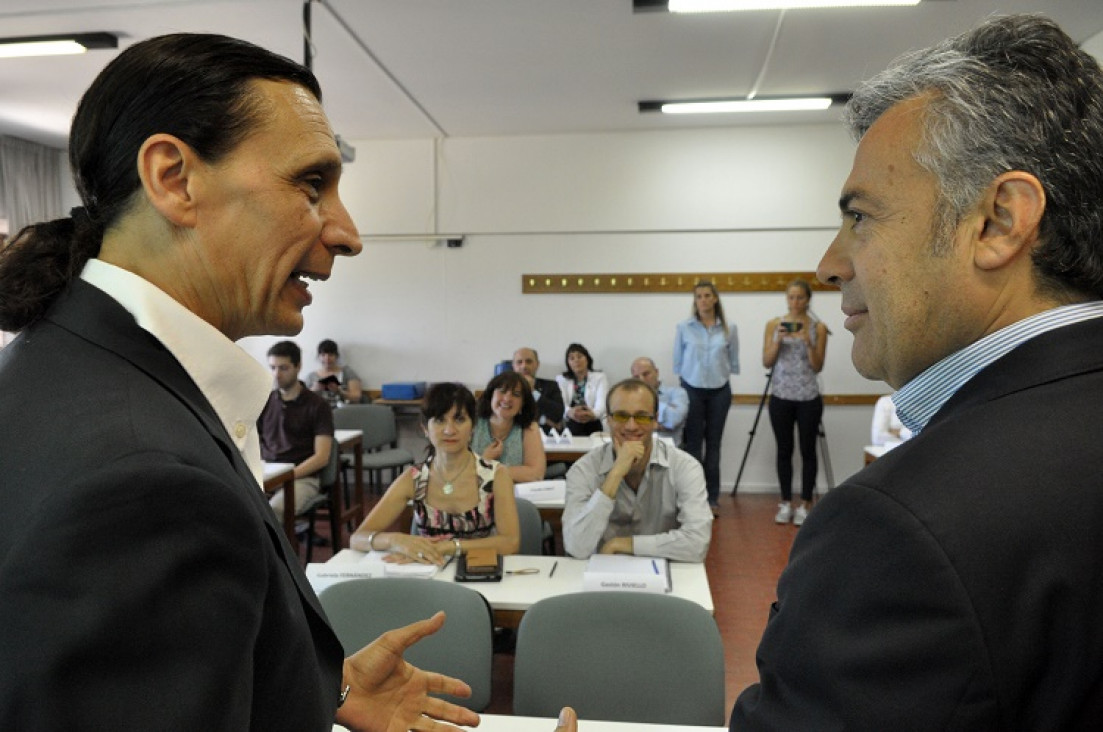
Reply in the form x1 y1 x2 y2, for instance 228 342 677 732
335 612 481 732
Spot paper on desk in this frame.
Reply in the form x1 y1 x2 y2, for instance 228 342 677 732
515 479 566 503
382 561 439 578
305 563 375 594
582 554 671 594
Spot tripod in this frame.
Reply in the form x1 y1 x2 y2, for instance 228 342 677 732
731 371 835 494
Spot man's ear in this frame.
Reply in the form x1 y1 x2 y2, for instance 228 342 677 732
974 171 1046 271
136 134 199 229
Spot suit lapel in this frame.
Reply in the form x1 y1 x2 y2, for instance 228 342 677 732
47 280 333 625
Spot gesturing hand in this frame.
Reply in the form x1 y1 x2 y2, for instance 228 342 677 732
336 612 480 732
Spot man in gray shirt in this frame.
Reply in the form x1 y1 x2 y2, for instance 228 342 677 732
562 378 712 562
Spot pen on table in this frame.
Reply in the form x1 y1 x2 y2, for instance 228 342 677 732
651 559 659 574
549 561 558 578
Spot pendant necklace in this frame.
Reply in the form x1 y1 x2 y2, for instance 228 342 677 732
438 453 470 496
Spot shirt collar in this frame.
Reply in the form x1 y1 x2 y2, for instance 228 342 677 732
894 301 1103 435
80 258 272 483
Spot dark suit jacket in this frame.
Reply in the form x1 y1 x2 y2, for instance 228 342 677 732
533 376 565 432
732 317 1103 730
0 281 344 731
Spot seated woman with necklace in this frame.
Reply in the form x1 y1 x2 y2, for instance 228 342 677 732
471 371 547 484
350 382 520 564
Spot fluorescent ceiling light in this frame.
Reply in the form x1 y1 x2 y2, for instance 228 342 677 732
0 33 118 59
642 97 834 114
669 0 920 11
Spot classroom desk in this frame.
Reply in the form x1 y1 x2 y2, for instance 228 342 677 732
262 462 297 551
544 434 676 464
543 435 606 464
334 428 365 525
336 714 726 732
314 551 713 629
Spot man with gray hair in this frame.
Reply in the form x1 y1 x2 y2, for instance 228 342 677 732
539 13 1103 732
630 356 689 447
728 14 1103 729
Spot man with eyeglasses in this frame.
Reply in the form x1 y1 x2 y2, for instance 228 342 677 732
562 378 712 562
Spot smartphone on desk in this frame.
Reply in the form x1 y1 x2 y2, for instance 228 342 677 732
454 548 503 582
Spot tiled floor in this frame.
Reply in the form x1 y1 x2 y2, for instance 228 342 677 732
302 490 799 718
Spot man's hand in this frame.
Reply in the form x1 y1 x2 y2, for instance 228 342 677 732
335 612 480 732
598 536 634 555
611 440 646 477
554 707 578 732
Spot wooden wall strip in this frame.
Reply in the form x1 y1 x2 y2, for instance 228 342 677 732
521 271 833 294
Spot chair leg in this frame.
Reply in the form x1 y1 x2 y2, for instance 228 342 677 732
305 511 316 564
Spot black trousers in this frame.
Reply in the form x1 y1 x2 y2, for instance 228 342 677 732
768 395 823 502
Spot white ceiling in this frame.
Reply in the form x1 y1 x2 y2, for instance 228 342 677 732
2 0 1103 150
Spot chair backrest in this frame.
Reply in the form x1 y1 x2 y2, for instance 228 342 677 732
318 578 494 711
333 404 399 451
513 497 544 555
316 436 341 489
513 591 726 725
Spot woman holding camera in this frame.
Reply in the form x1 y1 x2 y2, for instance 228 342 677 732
763 279 828 527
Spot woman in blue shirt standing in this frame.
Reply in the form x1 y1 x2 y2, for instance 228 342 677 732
673 281 740 515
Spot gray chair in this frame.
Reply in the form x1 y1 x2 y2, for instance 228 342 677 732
332 404 415 492
318 577 494 711
300 436 359 563
513 591 726 725
513 497 548 555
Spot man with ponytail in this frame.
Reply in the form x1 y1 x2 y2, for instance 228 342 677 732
0 34 477 732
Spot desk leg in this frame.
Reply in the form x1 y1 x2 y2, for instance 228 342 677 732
281 477 299 554
353 447 365 525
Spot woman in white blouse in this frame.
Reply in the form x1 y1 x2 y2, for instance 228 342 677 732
555 343 608 437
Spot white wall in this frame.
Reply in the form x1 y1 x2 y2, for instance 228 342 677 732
241 122 887 493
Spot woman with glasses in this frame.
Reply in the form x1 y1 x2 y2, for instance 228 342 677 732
561 378 712 562
673 281 740 516
762 279 829 526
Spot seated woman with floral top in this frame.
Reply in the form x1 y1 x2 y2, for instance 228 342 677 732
350 382 520 564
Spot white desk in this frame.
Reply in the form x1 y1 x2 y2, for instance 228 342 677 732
336 713 726 732
262 462 297 550
315 551 713 628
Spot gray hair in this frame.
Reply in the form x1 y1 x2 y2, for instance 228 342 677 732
846 14 1103 300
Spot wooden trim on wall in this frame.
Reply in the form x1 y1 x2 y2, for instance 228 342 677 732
521 271 833 294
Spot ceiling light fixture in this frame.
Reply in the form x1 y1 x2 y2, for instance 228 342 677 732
635 0 920 11
640 95 846 115
0 33 118 59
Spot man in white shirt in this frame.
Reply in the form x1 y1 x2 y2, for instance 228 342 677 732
562 378 712 562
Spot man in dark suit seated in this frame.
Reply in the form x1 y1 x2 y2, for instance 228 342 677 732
0 33 477 732
560 13 1103 732
513 346 565 433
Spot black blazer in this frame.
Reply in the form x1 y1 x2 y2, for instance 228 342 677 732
732 317 1103 730
0 281 344 731
533 376 565 432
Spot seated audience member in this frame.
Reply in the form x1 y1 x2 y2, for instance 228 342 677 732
630 356 689 446
871 394 912 446
350 382 520 564
305 338 362 407
512 346 564 433
471 371 548 483
556 343 609 436
259 340 334 522
563 378 712 562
